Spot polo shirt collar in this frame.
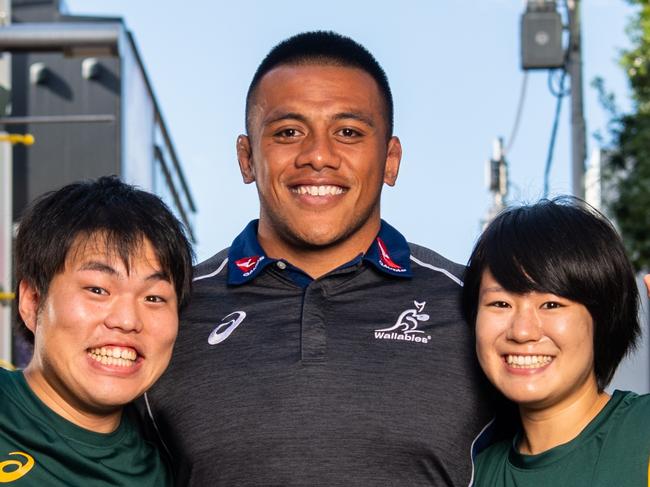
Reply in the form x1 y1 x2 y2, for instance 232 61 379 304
227 220 272 285
363 220 412 277
227 219 411 285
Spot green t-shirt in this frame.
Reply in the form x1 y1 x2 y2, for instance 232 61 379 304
0 368 171 486
474 390 650 487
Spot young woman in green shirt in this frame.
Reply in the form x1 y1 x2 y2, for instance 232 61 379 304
463 197 650 487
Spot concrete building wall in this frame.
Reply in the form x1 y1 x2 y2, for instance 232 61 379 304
11 51 120 218
2 0 196 366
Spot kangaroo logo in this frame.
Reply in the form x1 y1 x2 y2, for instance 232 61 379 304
376 301 430 334
374 301 431 344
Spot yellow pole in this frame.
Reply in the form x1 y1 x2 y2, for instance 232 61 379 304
0 134 34 145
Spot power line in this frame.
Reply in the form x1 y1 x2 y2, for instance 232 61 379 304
543 0 573 198
547 68 570 97
505 72 529 155
543 69 568 198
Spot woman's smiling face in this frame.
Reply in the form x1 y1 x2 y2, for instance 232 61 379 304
475 270 597 412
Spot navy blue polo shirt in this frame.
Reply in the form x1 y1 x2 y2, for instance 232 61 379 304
146 220 493 487
227 219 412 287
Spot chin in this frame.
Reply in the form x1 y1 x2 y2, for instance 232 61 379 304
501 387 550 409
84 381 147 409
90 392 141 410
300 233 342 248
285 225 347 249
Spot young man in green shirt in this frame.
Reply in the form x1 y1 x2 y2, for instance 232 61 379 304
1 177 193 485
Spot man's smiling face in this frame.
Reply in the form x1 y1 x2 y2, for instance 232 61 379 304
238 64 401 257
20 234 179 429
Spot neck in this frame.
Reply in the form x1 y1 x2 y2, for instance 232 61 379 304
257 221 380 279
518 380 609 455
23 366 121 434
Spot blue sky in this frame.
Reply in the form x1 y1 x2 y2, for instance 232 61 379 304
66 0 636 264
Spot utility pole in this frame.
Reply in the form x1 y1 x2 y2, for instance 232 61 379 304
520 0 586 197
567 0 586 199
483 137 508 228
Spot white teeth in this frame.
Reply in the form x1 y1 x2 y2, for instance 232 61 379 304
292 185 344 196
87 346 138 367
506 354 553 368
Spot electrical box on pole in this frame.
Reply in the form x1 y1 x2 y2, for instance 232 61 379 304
521 0 564 69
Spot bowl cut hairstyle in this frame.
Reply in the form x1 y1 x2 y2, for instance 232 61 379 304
245 30 394 139
14 176 194 344
462 197 640 391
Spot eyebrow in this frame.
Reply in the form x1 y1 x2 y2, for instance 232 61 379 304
333 111 375 127
263 112 308 126
78 261 119 276
78 261 170 282
479 286 505 297
146 271 171 283
263 111 375 128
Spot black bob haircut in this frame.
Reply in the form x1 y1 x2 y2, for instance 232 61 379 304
462 197 640 391
14 176 194 343
245 30 394 138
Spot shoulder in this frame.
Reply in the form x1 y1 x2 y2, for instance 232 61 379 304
407 242 465 287
473 439 510 486
0 368 22 395
0 366 10 381
115 406 173 481
612 390 650 423
192 248 229 284
600 390 650 457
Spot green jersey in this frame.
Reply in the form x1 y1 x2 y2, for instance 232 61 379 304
0 368 171 486
474 390 650 487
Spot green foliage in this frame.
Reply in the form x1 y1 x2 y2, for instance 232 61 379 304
600 0 650 271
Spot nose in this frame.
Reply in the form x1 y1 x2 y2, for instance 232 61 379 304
506 305 542 343
104 296 142 333
295 131 341 171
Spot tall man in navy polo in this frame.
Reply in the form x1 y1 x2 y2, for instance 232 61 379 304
145 31 492 486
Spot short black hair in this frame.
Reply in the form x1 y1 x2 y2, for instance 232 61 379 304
14 176 194 343
245 30 394 138
462 197 640 391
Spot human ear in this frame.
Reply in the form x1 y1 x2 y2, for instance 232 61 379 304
644 274 650 298
18 280 40 334
236 135 256 184
383 136 402 187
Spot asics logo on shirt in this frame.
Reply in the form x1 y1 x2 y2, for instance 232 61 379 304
374 301 431 344
0 452 35 482
208 311 247 345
